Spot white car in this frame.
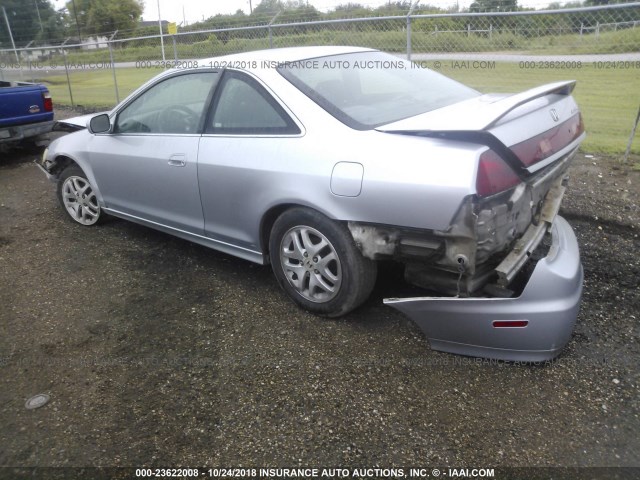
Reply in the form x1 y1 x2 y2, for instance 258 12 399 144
37 46 585 361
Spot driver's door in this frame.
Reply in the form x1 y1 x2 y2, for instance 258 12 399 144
88 71 220 234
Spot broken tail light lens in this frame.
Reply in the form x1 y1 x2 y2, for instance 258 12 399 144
476 149 521 197
43 91 53 112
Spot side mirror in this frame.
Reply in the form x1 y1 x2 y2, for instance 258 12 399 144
88 114 111 134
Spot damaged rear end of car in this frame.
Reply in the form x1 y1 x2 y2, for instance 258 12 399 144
359 81 586 361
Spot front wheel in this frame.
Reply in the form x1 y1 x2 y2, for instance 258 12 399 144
56 165 103 226
269 208 377 317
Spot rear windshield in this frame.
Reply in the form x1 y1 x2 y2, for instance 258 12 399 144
277 51 479 130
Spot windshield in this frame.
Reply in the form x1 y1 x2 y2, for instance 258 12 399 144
277 51 479 130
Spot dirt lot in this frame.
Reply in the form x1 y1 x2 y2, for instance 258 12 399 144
1 109 639 475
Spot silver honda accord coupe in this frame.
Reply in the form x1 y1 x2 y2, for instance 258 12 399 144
37 46 585 361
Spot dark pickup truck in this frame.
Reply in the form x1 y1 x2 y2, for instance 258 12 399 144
0 81 54 145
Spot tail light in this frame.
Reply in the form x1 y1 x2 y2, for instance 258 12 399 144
510 113 584 167
476 149 521 197
42 91 53 112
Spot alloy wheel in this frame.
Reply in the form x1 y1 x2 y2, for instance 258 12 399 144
61 176 100 225
279 226 342 303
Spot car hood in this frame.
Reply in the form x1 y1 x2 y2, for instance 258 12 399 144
53 112 110 132
376 81 576 133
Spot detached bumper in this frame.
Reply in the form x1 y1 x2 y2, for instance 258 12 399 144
384 216 583 362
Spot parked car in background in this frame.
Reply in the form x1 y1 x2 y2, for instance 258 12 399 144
0 81 53 146
36 46 585 361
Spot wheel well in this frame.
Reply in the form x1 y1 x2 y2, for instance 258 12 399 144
51 155 78 178
259 204 296 261
260 204 351 263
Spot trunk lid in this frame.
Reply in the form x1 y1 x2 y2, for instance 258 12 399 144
376 81 585 175
376 81 576 131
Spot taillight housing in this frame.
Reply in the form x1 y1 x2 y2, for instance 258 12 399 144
476 149 521 197
510 112 584 167
42 91 53 112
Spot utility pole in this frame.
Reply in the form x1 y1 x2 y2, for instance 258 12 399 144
157 0 165 61
34 0 43 32
71 0 81 42
2 7 19 64
249 0 253 14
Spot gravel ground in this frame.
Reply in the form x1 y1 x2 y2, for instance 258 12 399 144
0 108 639 475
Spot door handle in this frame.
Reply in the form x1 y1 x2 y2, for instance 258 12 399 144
168 154 186 167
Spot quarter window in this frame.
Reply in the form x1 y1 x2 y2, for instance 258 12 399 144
208 71 300 135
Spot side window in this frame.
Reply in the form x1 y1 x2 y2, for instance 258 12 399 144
208 71 300 135
115 72 220 134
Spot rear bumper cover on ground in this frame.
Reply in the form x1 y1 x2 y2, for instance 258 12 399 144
384 216 583 362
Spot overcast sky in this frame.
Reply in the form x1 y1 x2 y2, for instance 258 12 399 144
51 0 558 26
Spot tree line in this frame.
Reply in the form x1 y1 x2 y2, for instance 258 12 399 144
0 0 637 49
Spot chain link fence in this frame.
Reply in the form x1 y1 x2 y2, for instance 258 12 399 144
0 2 638 107
0 2 640 105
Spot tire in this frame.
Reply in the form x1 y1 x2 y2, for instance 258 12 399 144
269 207 377 317
56 165 103 226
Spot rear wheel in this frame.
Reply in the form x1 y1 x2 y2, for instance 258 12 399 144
56 165 102 226
269 208 377 317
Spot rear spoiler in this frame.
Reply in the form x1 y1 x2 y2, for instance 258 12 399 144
377 81 578 179
468 80 575 131
377 80 576 133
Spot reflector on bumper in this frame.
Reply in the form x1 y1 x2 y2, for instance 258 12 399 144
384 216 583 362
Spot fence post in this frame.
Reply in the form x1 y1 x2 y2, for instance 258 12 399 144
172 36 178 61
269 11 281 49
108 30 119 104
24 40 35 82
468 24 471 37
623 105 640 164
406 2 416 61
406 16 412 60
61 38 74 107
